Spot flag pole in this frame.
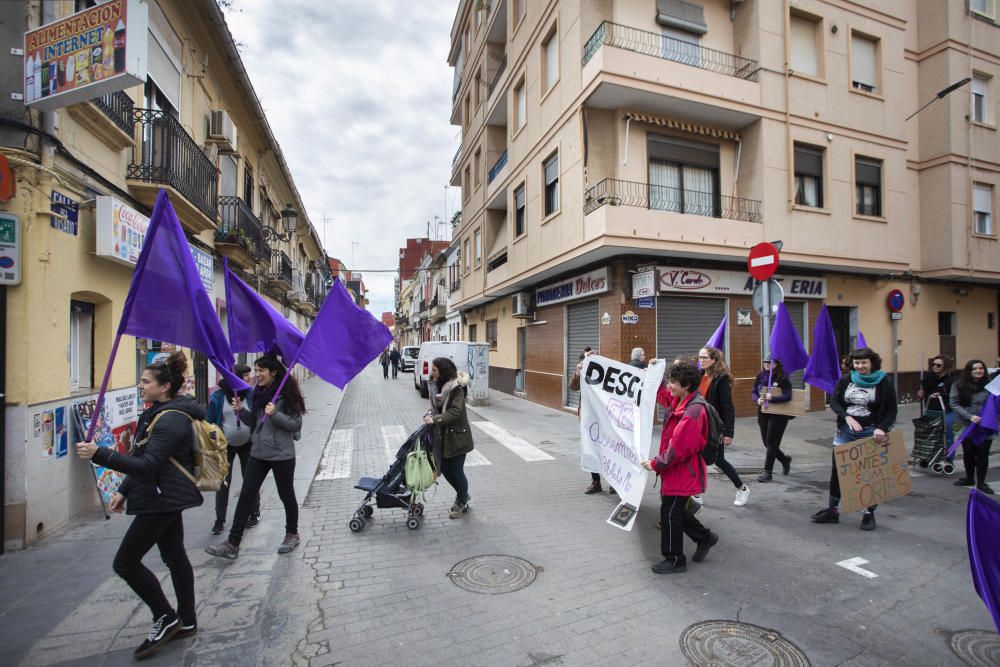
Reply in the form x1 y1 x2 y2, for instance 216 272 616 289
84 331 126 442
223 258 241 430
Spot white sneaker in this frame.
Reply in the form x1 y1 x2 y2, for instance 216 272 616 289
734 485 751 507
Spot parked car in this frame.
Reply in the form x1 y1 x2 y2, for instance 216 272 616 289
414 341 489 402
399 346 419 373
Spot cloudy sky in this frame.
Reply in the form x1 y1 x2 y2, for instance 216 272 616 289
223 1 460 316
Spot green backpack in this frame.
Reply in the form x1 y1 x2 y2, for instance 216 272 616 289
405 439 436 498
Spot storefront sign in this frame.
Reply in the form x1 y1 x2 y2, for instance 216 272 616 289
657 266 826 299
190 245 214 296
632 270 656 298
536 267 609 307
0 213 22 286
50 191 78 236
635 296 655 309
24 0 148 112
621 311 638 324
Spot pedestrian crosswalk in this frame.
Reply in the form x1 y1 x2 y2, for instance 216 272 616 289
471 421 555 462
379 424 493 466
316 429 354 480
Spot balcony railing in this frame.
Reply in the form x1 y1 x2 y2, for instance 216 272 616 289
217 196 267 259
582 21 759 81
488 149 508 184
452 145 462 172
450 277 461 293
92 90 135 136
419 299 428 314
304 273 315 300
129 108 219 220
269 250 293 285
487 52 507 97
583 178 762 223
487 246 508 272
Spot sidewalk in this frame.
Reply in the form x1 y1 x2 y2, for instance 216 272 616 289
0 376 344 666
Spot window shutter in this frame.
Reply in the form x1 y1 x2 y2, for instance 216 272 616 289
974 184 993 214
790 16 818 76
794 145 823 178
855 158 881 187
147 31 181 110
545 34 558 89
851 34 877 88
515 185 525 209
544 155 558 185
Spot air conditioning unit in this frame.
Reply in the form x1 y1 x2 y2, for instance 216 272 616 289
208 109 238 152
511 291 534 318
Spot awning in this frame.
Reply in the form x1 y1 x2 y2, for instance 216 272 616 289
624 111 740 142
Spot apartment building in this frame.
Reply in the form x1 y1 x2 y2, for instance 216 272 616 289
448 0 1000 415
1 0 329 548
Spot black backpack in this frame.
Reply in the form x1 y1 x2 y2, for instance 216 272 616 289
689 395 724 465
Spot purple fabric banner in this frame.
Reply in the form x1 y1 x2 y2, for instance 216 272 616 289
856 331 867 349
769 302 809 374
705 315 727 351
967 488 1000 634
224 258 304 360
803 304 841 394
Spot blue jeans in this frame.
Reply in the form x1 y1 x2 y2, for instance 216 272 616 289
829 425 878 512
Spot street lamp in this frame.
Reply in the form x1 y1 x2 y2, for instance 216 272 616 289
263 203 299 242
905 77 972 121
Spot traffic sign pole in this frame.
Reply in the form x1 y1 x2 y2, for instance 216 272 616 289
761 279 771 359
748 243 780 362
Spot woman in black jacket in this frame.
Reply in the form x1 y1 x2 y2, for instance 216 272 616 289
698 347 750 507
423 357 475 518
76 351 203 660
753 357 794 482
812 347 897 531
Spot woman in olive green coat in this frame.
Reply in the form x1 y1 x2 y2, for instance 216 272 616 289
422 357 474 519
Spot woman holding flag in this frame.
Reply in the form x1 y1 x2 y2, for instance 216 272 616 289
950 359 994 493
753 356 794 482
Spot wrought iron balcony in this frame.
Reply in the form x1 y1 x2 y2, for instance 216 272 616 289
268 249 294 287
487 52 507 97
583 178 762 223
452 145 462 172
487 246 508 272
450 277 461 293
583 21 759 81
488 149 508 184
129 108 219 221
217 196 267 264
92 90 135 136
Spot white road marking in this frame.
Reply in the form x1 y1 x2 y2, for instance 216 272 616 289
316 429 354 480
466 449 492 467
381 425 407 463
471 421 554 462
836 556 879 579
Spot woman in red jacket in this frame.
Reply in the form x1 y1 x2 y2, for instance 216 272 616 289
642 361 720 574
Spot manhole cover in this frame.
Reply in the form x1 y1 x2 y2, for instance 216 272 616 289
949 629 1000 666
710 466 766 475
447 555 539 594
680 621 810 667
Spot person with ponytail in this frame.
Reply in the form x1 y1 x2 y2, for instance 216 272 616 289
812 347 897 531
206 354 305 560
75 351 203 659
698 347 750 507
950 359 994 493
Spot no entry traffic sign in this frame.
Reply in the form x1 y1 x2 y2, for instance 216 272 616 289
748 242 780 281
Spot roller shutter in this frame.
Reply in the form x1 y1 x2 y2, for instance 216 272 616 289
656 296 726 362
565 300 600 409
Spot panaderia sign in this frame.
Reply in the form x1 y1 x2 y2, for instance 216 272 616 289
657 266 826 299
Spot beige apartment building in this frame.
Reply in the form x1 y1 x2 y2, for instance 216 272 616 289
448 0 1000 416
1 0 328 548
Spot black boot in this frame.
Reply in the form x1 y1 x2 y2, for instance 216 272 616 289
757 471 773 483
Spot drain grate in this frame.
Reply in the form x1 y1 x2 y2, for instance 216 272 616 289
949 630 1000 666
709 466 766 475
447 555 540 594
680 621 810 666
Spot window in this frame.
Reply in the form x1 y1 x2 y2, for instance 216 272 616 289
938 312 955 336
486 319 498 349
476 6 482 28
474 70 482 108
243 163 254 212
468 324 478 342
850 32 879 93
661 27 701 68
514 0 525 25
514 183 526 237
790 14 819 77
464 238 471 272
543 153 559 216
70 300 94 392
514 77 526 129
474 228 482 266
647 135 720 216
543 27 559 92
463 166 471 202
474 148 482 187
972 75 988 124
974 183 994 235
971 0 996 19
794 143 824 208
855 156 883 217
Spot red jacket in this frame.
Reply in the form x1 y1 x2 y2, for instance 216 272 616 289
652 385 708 496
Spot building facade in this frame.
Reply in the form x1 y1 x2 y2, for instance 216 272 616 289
448 0 1000 414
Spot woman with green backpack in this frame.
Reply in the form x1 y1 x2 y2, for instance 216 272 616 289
422 357 475 519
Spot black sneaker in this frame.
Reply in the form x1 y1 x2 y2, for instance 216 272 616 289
692 532 719 563
955 478 974 487
205 541 239 560
278 533 300 554
977 483 995 495
782 456 793 476
811 508 840 524
211 520 224 535
134 613 180 660
651 558 687 574
757 471 773 483
860 511 877 531
172 622 197 640
246 512 260 529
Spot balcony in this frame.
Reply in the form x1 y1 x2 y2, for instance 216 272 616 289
450 277 461 293
95 91 136 136
267 250 293 293
486 246 508 272
452 145 462 173
396 314 409 328
67 90 135 151
583 22 758 81
584 178 762 223
429 295 446 322
487 150 508 185
216 196 266 270
128 108 219 232
486 52 507 98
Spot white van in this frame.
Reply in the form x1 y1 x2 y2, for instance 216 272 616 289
414 341 489 404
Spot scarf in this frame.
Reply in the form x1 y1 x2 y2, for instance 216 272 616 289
251 383 278 416
430 378 457 414
850 370 886 388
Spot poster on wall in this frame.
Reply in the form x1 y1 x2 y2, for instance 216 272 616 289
40 409 54 460
73 387 139 510
54 406 69 458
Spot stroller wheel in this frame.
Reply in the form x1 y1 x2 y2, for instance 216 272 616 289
349 517 366 533
406 517 421 530
942 462 956 475
931 462 944 474
363 505 374 518
413 503 424 516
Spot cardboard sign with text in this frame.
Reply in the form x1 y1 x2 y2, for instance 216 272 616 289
834 430 912 513
762 387 807 417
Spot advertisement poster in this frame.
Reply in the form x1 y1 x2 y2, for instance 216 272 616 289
40 410 54 459
73 388 139 509
54 407 69 458
95 196 149 266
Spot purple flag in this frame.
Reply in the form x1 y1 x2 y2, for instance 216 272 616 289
769 302 809 374
948 392 1000 458
224 258 304 360
120 190 248 391
856 331 867 349
967 488 1000 634
803 304 841 393
705 315 727 351
292 278 393 389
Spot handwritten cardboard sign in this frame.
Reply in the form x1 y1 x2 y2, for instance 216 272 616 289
834 430 912 513
762 387 807 417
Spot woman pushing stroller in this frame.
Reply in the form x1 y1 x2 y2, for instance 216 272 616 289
422 357 476 519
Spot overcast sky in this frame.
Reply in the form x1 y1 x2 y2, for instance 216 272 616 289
223 1 459 316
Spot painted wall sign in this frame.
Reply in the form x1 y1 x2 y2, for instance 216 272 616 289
536 267 609 307
656 266 826 299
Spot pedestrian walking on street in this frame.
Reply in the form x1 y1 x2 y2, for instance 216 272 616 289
753 356 794 482
642 360 719 575
951 359 995 493
390 347 401 378
572 347 615 495
698 347 750 506
629 347 647 369
379 348 390 379
206 354 305 560
75 351 203 660
812 347 897 530
920 355 956 458
422 357 475 519
208 364 260 536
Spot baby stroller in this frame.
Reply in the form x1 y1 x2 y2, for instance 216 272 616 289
349 424 433 532
911 395 955 475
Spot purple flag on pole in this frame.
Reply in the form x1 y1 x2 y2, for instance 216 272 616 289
705 315 727 351
292 278 393 389
967 488 1000 634
856 331 868 349
948 392 1000 458
224 258 304 360
803 304 841 393
769 302 809 374
120 190 248 391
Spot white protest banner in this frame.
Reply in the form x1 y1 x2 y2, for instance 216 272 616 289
579 356 665 531
986 372 1000 397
